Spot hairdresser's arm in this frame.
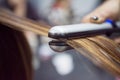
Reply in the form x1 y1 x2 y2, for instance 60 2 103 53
82 0 120 23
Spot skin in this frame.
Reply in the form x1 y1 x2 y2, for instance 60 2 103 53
82 0 120 23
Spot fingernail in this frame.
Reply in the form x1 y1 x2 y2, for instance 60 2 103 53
90 16 104 23
91 16 99 21
90 16 99 22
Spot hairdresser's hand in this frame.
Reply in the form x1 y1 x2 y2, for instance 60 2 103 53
82 0 120 23
82 0 120 43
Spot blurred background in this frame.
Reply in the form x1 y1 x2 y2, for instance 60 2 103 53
0 0 118 80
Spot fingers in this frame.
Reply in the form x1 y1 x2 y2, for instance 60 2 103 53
82 11 107 23
81 0 119 23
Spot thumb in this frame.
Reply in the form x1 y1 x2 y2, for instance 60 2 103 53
81 0 120 23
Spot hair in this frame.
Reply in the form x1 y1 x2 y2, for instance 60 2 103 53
0 0 32 79
0 24 32 80
67 36 120 76
0 8 120 77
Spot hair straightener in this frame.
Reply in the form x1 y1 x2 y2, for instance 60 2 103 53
48 20 120 39
48 19 120 52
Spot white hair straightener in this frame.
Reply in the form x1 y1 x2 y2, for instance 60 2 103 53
49 19 120 39
48 19 120 52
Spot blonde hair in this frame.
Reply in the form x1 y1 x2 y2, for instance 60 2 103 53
0 8 120 76
67 36 120 76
